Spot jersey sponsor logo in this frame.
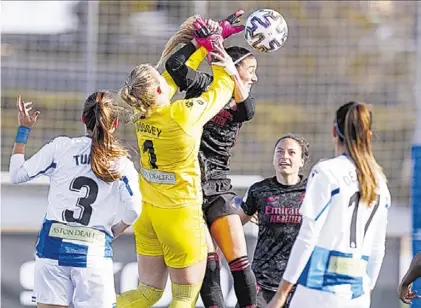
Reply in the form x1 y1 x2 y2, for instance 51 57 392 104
208 99 236 126
48 223 105 243
265 206 302 224
136 122 162 138
141 167 176 185
264 196 302 224
211 109 234 126
327 255 368 277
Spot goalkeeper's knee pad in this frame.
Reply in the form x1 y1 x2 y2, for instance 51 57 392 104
169 282 203 308
116 282 164 308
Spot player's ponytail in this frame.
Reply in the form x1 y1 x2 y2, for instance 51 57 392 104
335 102 385 206
120 64 159 122
83 91 128 183
155 15 197 69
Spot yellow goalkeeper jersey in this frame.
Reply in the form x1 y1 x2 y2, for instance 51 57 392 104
135 50 234 208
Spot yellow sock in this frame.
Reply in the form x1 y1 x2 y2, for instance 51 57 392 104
169 282 203 308
116 282 164 308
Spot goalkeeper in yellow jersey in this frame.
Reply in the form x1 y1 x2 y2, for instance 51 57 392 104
163 11 258 308
116 17 237 308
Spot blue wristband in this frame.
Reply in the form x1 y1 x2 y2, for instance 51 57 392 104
15 126 31 144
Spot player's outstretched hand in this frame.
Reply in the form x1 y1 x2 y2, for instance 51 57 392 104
398 282 421 305
16 95 40 129
209 41 238 76
219 9 245 38
193 17 223 52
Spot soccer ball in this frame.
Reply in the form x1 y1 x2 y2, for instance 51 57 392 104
244 9 288 53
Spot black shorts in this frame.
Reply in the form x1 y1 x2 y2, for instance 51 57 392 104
202 179 237 227
256 285 295 308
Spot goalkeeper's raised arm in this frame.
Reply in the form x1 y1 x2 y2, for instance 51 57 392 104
164 10 261 308
116 18 239 308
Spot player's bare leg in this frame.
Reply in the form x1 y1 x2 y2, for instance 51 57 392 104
117 254 167 308
211 214 257 308
137 254 169 290
37 304 67 308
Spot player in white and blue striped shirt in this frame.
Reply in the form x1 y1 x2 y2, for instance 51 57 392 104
9 92 141 308
268 102 391 308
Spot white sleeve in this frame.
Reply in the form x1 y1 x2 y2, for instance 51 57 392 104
282 211 328 283
23 139 57 179
367 191 391 289
119 160 141 225
282 166 337 283
9 154 30 184
299 165 338 221
9 139 57 184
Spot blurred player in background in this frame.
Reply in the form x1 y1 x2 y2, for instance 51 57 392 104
238 134 310 308
162 10 258 308
116 18 239 308
267 102 391 308
9 92 141 308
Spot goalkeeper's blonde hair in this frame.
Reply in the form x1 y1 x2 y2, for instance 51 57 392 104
120 16 197 122
120 64 159 122
155 15 198 69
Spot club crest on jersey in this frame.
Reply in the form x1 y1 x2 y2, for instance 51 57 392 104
266 195 276 202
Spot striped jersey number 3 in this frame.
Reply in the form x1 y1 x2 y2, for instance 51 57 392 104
348 192 381 248
143 140 158 169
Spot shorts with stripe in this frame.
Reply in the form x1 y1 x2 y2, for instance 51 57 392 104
33 219 116 307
